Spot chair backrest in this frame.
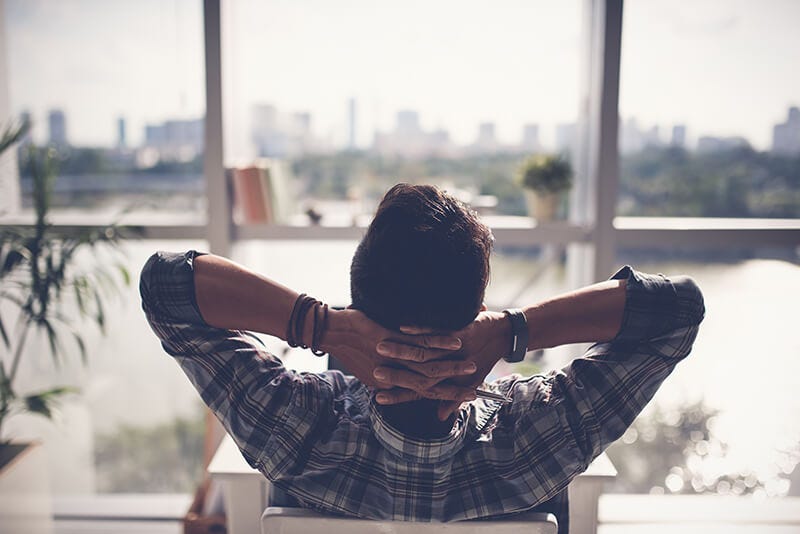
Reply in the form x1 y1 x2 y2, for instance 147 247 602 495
261 507 558 534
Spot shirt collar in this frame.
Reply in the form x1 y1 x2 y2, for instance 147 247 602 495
353 384 506 463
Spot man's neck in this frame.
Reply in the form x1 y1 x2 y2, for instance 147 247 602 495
377 399 457 439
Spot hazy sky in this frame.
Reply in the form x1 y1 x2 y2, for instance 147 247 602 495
6 0 800 153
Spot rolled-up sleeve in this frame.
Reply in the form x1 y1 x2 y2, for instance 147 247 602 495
512 266 705 472
139 250 332 472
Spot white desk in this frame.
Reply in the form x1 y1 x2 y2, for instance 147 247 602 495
209 434 616 534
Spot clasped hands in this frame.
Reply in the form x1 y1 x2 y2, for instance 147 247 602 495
323 308 511 421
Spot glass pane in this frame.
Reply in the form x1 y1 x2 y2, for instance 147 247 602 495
606 248 800 497
5 0 206 222
3 239 208 494
618 1 800 218
223 0 582 222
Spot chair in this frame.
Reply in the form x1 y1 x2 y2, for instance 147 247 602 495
261 507 557 534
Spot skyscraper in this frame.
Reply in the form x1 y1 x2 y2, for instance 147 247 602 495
671 125 686 148
396 110 420 135
521 123 540 152
772 107 800 155
474 122 497 153
48 109 67 146
348 98 357 150
555 123 577 155
19 111 33 145
117 117 127 148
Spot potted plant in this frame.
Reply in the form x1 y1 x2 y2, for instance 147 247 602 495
0 121 130 527
516 154 573 222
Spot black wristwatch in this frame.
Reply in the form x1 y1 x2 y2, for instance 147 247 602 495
502 308 529 363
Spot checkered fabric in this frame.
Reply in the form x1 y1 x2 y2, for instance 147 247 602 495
140 251 704 532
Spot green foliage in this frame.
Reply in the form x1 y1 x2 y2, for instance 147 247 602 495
619 146 800 217
0 144 131 443
516 154 573 193
0 116 30 155
94 412 205 492
18 148 203 177
289 147 799 218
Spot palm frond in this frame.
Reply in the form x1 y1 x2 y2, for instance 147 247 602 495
0 310 8 349
0 117 30 156
23 386 78 420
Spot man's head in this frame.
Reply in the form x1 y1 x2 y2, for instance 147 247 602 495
350 183 493 332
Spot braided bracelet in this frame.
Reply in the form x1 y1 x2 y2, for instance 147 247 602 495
286 293 328 357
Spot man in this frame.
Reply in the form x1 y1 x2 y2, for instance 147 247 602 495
141 183 704 533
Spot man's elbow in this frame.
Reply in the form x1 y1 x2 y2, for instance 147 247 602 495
139 252 161 314
672 275 706 327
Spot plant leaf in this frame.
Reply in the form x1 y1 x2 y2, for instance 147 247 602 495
117 264 131 286
23 386 78 420
70 330 87 366
0 310 9 349
0 117 30 155
40 317 62 365
94 291 106 333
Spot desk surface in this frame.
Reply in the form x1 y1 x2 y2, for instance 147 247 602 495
209 434 617 480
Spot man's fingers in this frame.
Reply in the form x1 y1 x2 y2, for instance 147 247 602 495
376 337 461 362
409 334 461 352
376 341 428 362
418 384 477 402
399 325 436 335
373 366 437 391
403 360 476 379
375 388 421 405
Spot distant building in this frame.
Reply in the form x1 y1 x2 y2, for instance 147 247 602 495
117 117 127 148
696 135 750 153
19 110 33 146
620 117 662 154
144 117 204 161
372 110 454 158
521 123 541 153
671 125 686 148
251 104 321 157
772 106 800 155
396 110 421 136
555 122 577 155
473 122 498 153
251 104 283 157
348 98 357 150
48 109 67 146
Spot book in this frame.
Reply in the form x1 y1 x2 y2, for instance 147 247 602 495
230 166 268 223
230 159 295 224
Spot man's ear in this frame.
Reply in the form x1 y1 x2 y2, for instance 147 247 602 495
480 303 488 311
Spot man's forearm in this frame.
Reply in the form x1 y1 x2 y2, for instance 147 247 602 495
524 278 627 350
193 254 306 340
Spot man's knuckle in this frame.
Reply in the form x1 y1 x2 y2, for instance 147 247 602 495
427 363 443 376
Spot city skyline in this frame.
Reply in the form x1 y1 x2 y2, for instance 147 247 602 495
6 0 800 152
35 103 800 160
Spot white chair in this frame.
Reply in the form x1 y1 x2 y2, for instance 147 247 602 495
261 507 557 534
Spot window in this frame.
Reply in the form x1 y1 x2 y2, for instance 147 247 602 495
223 0 582 221
607 248 800 497
5 0 206 222
618 0 800 218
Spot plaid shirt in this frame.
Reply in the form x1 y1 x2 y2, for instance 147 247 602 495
140 251 704 529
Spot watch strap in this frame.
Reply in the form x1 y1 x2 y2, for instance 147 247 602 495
502 308 528 363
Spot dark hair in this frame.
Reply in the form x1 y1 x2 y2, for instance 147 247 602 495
350 183 493 332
